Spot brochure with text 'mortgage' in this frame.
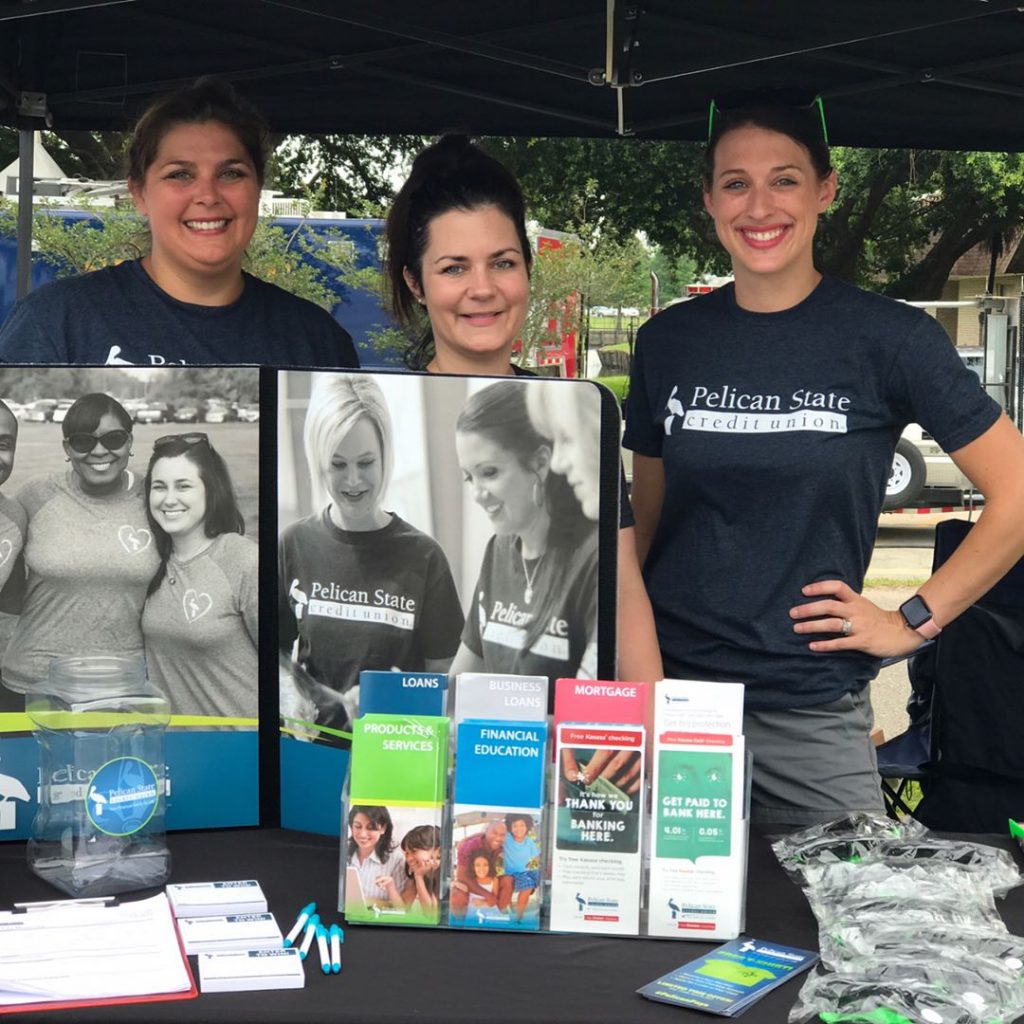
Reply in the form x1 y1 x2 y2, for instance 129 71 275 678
637 937 818 1016
549 722 645 935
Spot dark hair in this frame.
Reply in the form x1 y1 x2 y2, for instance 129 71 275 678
456 381 589 652
144 436 244 596
702 103 833 190
128 76 270 187
401 824 441 898
347 805 395 863
62 393 133 437
384 134 532 370
505 812 534 832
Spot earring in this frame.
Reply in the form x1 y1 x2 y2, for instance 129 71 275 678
532 476 544 508
64 456 70 463
129 450 134 458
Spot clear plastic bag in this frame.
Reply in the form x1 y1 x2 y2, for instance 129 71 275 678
771 813 925 884
789 968 1016 1024
820 920 1023 974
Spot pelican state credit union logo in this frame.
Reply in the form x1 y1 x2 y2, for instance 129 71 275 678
663 383 851 435
0 768 31 831
85 756 160 836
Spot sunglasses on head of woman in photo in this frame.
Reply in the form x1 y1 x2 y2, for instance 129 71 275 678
153 432 210 452
65 429 132 455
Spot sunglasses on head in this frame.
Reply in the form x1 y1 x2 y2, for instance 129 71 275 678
154 432 210 451
707 91 828 146
66 429 132 455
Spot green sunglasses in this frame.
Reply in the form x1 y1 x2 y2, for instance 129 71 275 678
707 93 829 146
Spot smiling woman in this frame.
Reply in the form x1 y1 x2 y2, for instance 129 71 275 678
278 374 464 743
1 394 159 699
140 433 258 719
624 95 1024 826
0 78 358 369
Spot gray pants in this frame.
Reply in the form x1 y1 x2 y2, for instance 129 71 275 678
744 687 884 827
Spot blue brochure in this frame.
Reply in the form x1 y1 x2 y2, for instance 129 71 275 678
358 670 447 717
636 937 818 1016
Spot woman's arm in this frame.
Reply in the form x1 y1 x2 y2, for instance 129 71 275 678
616 526 663 682
629 455 666 569
448 642 485 680
793 415 1024 657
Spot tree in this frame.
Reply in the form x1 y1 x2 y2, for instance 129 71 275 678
484 136 1024 301
265 135 426 216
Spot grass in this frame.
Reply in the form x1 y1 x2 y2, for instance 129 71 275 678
597 376 629 404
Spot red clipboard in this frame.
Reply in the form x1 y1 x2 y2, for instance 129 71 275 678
0 896 198 1015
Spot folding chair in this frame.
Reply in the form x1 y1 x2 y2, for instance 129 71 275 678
878 519 1024 832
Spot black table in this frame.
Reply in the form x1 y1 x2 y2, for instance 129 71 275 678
2 827 1022 1023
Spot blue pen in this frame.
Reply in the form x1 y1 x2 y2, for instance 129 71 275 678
283 902 316 947
316 923 330 974
298 913 320 960
329 923 344 974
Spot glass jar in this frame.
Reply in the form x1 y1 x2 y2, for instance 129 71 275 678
26 655 171 897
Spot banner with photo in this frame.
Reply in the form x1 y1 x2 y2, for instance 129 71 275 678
0 366 260 840
277 371 618 836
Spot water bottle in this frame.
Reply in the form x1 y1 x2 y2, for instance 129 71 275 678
26 655 172 897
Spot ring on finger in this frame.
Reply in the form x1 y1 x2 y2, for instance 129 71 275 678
841 618 853 637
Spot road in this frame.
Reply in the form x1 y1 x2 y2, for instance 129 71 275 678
866 510 977 743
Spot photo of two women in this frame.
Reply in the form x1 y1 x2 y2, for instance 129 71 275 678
0 366 259 725
277 370 610 743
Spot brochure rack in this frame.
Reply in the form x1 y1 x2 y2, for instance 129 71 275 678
338 676 750 941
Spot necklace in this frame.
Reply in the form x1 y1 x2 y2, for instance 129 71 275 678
521 550 543 605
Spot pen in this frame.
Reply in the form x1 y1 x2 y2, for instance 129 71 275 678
298 913 320 960
329 923 344 973
15 896 116 911
283 901 316 947
316 923 330 974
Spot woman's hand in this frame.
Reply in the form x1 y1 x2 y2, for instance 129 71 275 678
790 580 921 659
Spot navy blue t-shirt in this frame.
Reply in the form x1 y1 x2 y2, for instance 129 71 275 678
0 259 358 367
623 276 1001 708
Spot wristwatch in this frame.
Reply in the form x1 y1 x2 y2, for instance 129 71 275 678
898 594 942 640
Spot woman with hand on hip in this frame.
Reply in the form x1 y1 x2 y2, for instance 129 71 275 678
142 433 257 719
384 135 661 682
0 77 358 368
279 374 463 739
1 394 158 696
624 95 1024 825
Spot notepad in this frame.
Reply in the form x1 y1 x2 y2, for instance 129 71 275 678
0 892 195 1010
177 912 282 954
198 948 305 992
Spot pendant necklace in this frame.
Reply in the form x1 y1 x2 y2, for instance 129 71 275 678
521 550 543 605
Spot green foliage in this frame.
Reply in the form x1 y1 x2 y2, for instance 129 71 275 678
267 135 427 217
0 197 383 314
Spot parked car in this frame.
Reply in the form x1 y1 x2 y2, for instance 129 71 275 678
21 398 58 422
237 403 260 423
50 399 74 424
135 402 172 424
173 405 200 424
203 402 238 424
884 347 985 510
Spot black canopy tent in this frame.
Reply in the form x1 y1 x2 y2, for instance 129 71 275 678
3 0 1024 292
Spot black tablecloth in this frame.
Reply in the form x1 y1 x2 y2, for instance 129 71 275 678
2 827 1022 1023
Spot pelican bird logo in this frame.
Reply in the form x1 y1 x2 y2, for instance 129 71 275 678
663 386 685 434
0 772 30 831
